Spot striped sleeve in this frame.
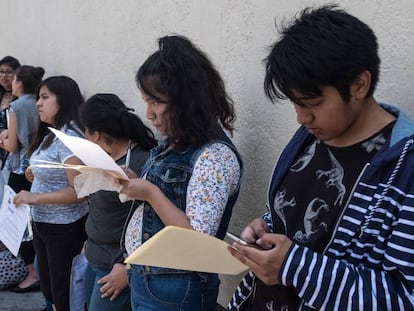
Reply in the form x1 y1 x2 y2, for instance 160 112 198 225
280 193 414 311
262 211 274 231
227 270 255 311
281 244 414 310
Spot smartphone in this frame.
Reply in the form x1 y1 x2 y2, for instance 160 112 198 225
226 232 265 250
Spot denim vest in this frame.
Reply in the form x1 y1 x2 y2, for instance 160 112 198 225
139 130 243 274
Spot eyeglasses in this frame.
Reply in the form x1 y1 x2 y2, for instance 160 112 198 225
0 71 14 76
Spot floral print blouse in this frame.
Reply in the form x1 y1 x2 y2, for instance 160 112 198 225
125 142 241 254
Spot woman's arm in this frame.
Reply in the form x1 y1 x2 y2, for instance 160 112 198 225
120 178 192 229
120 143 240 233
13 156 86 206
0 111 18 152
186 143 240 235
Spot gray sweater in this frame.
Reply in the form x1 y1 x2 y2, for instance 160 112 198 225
84 146 149 269
6 94 38 174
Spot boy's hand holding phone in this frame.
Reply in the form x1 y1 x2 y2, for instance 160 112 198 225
226 232 267 250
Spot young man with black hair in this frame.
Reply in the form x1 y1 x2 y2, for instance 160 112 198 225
228 5 414 310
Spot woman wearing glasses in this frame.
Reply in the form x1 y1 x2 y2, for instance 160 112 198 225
0 56 21 166
0 65 45 293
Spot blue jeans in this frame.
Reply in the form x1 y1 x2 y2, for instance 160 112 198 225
127 265 219 311
85 262 131 311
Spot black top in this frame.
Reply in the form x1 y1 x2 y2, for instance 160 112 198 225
250 122 394 310
84 145 149 269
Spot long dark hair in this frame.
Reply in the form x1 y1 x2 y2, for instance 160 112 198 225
15 66 45 94
81 93 157 151
136 35 235 149
28 76 85 156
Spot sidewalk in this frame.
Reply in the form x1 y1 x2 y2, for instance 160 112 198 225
0 289 45 311
0 289 226 311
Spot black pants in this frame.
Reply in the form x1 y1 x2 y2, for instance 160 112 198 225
33 215 87 311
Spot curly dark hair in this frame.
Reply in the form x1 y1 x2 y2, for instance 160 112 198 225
136 35 236 149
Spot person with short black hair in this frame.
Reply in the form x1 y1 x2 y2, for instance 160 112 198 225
228 5 414 310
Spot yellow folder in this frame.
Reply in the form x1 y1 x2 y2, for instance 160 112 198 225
124 226 248 275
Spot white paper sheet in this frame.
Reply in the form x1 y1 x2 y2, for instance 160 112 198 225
0 185 30 256
48 127 128 180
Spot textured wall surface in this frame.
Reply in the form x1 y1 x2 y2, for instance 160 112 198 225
1 0 413 306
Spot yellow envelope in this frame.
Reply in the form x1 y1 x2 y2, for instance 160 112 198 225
124 226 248 275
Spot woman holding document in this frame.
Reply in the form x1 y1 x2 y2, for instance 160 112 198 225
13 76 88 311
0 65 44 293
80 93 157 311
120 35 243 311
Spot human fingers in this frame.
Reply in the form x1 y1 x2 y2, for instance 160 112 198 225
258 233 292 258
13 191 28 206
24 167 34 182
119 165 138 179
228 243 272 272
227 243 251 266
13 194 20 206
229 234 291 285
119 178 150 200
255 234 293 284
99 281 112 298
109 289 120 301
241 218 268 242
0 130 7 140
97 274 108 285
119 178 139 193
101 288 114 299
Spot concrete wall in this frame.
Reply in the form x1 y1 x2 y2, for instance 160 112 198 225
1 0 413 306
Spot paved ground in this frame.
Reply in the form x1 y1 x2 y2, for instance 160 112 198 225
0 289 227 311
0 289 45 311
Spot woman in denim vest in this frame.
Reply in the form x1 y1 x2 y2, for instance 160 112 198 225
120 35 243 311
